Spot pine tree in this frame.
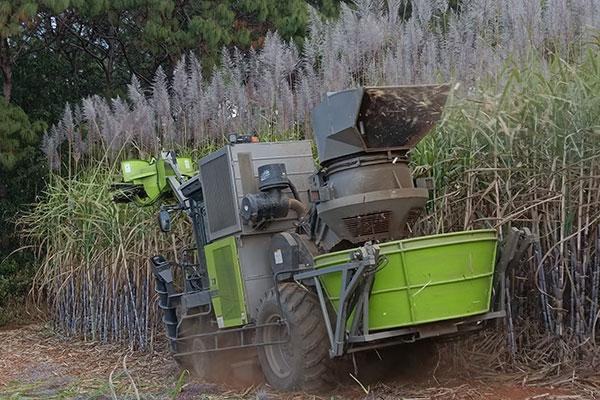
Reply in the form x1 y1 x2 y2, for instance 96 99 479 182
0 1 68 101
0 98 45 169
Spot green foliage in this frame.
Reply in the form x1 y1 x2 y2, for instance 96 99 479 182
158 0 310 69
2 0 340 118
11 47 109 122
0 99 45 169
0 0 70 101
0 0 340 325
307 0 342 17
0 100 46 326
170 0 309 56
412 50 600 231
0 1 39 39
0 255 35 325
20 152 209 344
20 0 321 101
0 100 45 250
21 167 164 344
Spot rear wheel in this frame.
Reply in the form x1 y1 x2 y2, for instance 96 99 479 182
256 283 334 391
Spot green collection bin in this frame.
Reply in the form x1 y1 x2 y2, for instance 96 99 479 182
314 229 498 331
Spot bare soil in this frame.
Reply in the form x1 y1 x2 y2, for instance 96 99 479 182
0 324 593 399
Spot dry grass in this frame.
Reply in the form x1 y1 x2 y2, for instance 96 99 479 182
0 323 177 398
0 325 594 400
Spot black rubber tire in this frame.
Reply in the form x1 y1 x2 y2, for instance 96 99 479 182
256 282 334 391
176 314 215 379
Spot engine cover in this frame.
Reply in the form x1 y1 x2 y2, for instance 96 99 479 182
312 154 428 244
268 232 316 275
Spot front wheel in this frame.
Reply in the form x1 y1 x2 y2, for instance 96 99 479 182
175 313 216 379
256 283 335 391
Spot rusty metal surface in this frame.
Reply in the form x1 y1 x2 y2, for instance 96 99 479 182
360 84 450 149
312 84 450 164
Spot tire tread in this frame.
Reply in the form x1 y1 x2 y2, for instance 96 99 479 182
256 283 336 391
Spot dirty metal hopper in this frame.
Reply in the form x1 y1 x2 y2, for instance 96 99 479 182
312 84 450 165
311 85 450 247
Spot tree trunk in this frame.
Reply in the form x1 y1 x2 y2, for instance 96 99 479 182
1 64 12 101
0 38 12 102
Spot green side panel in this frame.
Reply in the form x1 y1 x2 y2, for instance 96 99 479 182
314 229 498 331
121 159 161 205
204 236 247 328
156 159 168 192
177 158 196 176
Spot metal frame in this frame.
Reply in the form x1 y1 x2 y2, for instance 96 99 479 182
293 242 380 357
152 253 291 357
287 229 530 359
155 227 528 364
172 320 291 357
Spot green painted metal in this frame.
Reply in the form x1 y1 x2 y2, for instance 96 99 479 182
204 236 248 328
175 157 196 176
120 157 196 205
314 229 498 331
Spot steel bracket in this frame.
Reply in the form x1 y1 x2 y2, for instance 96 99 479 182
293 242 381 357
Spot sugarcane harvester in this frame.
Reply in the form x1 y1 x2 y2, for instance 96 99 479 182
113 85 529 391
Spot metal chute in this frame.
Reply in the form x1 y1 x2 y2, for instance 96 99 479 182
311 84 450 165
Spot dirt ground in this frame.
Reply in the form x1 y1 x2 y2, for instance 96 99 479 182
0 324 594 399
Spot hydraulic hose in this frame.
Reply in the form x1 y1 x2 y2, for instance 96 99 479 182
287 179 301 201
288 198 308 219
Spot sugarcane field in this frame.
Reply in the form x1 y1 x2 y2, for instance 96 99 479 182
1 1 600 399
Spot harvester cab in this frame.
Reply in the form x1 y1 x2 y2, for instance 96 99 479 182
113 84 530 391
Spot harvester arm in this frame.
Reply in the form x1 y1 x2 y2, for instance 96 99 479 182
112 151 197 207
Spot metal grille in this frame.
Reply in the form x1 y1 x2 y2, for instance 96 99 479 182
200 153 238 235
343 211 392 237
213 245 244 325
